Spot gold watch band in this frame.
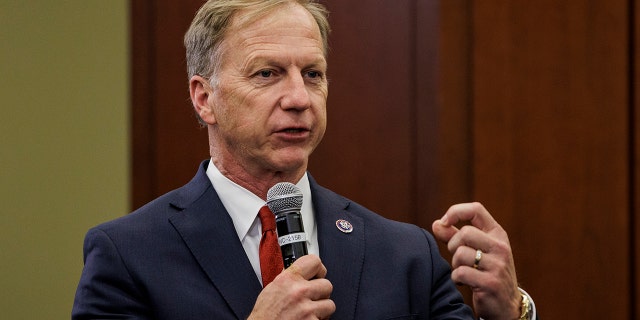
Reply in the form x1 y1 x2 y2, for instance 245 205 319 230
518 288 533 320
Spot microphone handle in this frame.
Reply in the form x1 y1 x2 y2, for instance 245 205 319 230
274 210 308 268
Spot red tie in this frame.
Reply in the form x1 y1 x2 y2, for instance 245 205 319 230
258 205 284 287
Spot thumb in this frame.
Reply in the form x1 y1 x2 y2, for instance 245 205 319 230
431 219 457 244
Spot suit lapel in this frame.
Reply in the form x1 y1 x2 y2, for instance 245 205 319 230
164 164 367 320
168 162 261 319
311 179 365 320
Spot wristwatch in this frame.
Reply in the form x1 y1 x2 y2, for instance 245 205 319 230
518 288 535 320
478 287 537 320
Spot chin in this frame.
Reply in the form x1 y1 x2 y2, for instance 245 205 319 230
271 155 308 173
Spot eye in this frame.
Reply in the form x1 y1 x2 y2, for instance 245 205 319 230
305 70 324 81
305 70 323 79
258 70 273 78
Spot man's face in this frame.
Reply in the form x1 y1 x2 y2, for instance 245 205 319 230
206 4 328 176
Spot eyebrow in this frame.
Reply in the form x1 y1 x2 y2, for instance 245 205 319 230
241 53 327 74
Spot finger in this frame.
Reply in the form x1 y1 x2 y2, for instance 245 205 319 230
451 246 488 270
431 219 459 243
287 254 327 280
312 298 336 319
307 278 334 300
440 202 499 232
451 265 488 289
447 225 491 254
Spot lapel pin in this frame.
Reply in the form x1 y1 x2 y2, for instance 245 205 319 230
335 219 353 233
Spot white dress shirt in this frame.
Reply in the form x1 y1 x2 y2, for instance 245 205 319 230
206 160 319 285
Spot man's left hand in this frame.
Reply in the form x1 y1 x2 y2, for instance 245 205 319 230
432 202 521 320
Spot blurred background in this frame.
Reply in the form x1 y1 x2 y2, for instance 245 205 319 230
2 0 639 319
0 1 128 319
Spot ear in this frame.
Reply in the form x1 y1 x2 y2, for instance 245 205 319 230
189 75 217 125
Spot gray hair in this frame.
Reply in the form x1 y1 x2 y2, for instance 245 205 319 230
184 0 330 83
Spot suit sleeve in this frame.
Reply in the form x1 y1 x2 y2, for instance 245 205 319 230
421 229 476 320
72 227 151 320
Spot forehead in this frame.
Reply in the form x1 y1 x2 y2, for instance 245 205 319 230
221 3 325 60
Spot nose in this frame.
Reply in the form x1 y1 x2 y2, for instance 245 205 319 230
279 73 311 111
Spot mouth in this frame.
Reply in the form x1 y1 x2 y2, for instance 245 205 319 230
274 126 311 141
280 128 307 133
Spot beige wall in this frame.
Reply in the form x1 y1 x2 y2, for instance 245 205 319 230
0 1 129 318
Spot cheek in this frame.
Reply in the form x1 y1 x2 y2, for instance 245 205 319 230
313 95 328 127
213 86 253 125
311 104 328 146
316 108 327 131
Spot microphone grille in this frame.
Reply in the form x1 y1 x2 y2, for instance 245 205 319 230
266 182 303 214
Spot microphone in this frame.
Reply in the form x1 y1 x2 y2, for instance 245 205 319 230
266 182 308 268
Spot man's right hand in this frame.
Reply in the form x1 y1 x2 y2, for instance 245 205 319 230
248 254 335 320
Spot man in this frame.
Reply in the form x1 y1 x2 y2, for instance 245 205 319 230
72 0 536 319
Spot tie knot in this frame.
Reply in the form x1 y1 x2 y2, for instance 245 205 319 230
258 205 276 233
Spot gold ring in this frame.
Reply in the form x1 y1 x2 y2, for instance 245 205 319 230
472 249 482 269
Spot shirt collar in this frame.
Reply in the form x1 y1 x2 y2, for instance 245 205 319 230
205 160 315 244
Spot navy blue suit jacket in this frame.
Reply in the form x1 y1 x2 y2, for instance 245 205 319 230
72 161 474 319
